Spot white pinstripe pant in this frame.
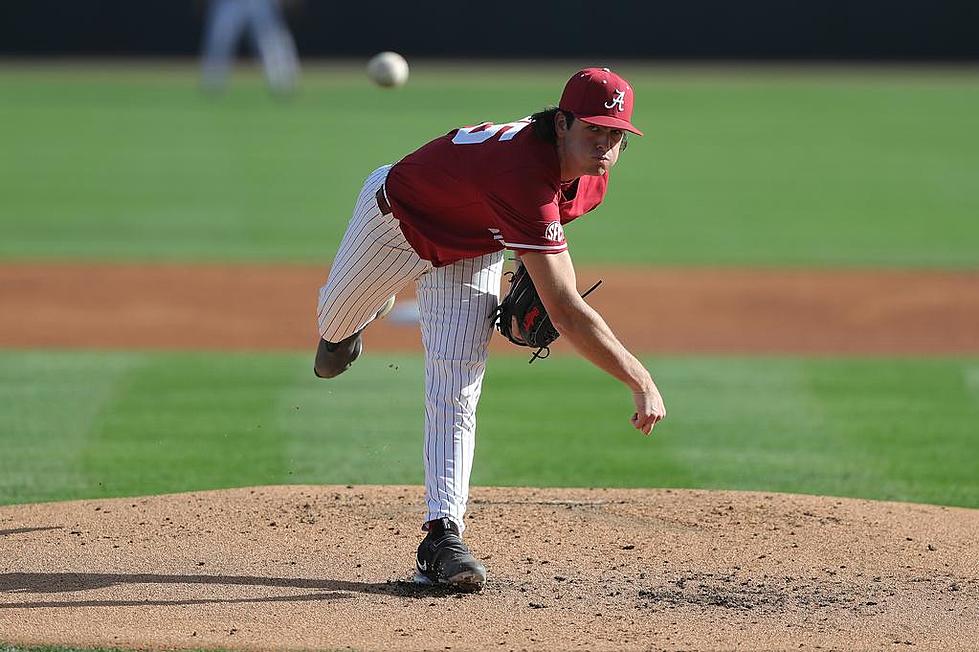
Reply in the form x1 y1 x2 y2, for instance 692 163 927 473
317 165 504 533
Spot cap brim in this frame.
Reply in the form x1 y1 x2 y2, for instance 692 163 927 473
578 115 644 136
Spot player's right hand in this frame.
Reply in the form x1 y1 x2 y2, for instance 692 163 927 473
630 381 666 436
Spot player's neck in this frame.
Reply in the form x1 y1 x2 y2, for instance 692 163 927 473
556 142 580 183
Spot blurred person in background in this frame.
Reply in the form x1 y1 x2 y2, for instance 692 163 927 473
200 0 300 94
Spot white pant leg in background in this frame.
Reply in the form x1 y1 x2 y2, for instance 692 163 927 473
247 0 300 93
200 0 248 89
317 165 431 343
417 252 504 533
200 0 299 93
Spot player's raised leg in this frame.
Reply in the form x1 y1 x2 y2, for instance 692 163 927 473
315 165 430 378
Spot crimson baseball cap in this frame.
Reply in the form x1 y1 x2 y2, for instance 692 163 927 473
558 67 643 136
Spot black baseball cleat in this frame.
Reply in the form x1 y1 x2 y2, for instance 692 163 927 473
314 295 396 379
313 331 363 379
413 517 486 591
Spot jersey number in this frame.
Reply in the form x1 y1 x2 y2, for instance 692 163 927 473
451 120 530 145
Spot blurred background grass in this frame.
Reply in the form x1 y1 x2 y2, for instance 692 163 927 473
1 62 977 511
2 63 977 266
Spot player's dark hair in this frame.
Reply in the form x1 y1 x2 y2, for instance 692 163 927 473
530 107 575 144
529 107 629 151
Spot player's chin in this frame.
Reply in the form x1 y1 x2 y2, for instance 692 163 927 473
586 160 610 176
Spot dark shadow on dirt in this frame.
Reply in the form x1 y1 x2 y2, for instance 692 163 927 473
0 572 472 608
0 526 64 537
0 591 349 609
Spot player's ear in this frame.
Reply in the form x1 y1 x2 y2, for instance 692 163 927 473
554 111 568 136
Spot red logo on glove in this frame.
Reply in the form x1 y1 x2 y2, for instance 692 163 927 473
523 306 540 331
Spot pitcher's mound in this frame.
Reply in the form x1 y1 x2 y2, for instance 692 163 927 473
1 485 976 651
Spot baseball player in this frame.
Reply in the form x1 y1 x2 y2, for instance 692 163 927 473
315 68 667 591
200 0 300 94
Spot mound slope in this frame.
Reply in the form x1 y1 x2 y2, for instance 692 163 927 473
1 485 976 651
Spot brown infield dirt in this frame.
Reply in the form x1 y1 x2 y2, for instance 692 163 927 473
1 261 978 651
1 262 978 354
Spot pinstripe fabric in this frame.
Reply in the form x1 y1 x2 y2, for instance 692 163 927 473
417 252 504 533
318 164 505 534
317 165 431 342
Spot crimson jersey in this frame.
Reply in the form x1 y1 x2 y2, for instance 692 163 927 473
384 118 609 267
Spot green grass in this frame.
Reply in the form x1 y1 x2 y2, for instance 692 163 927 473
1 63 977 267
1 350 976 509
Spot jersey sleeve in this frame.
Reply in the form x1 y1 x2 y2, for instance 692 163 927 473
484 169 568 255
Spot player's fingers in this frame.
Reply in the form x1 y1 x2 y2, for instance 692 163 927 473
645 415 659 434
633 412 656 435
646 414 665 435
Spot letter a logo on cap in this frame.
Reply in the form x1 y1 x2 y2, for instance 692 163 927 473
559 68 643 135
604 89 626 112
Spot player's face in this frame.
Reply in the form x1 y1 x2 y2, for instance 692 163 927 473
556 114 625 179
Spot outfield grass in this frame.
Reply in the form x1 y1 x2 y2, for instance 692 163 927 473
1 350 976 509
1 63 977 267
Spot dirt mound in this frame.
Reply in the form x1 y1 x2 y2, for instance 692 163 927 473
1 485 976 651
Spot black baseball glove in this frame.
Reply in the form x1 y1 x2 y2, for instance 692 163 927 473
491 263 602 363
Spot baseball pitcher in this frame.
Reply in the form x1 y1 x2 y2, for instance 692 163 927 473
315 68 667 591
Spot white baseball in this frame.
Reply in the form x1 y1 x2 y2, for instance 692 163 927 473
366 51 409 88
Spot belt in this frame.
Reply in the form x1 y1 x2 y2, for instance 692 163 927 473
375 187 392 215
